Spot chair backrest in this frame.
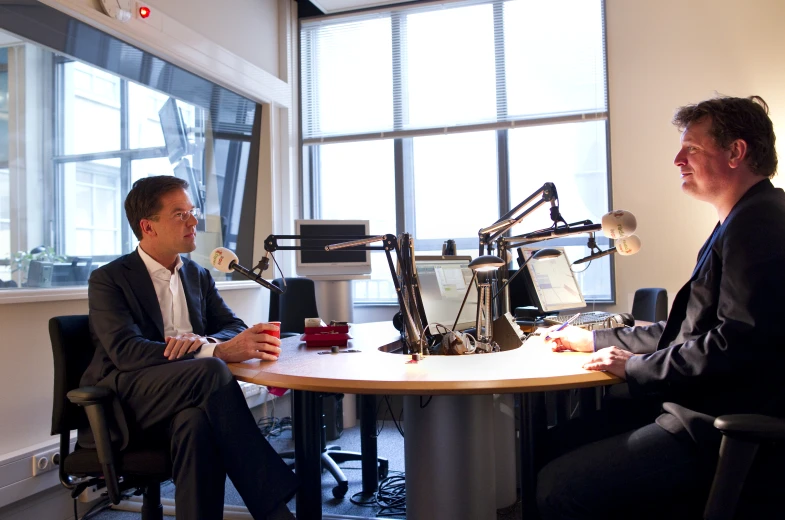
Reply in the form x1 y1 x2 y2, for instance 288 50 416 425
631 288 668 322
50 315 94 436
269 277 319 334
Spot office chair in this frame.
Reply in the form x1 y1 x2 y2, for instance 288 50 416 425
659 403 785 520
269 277 389 498
50 315 172 520
631 287 668 322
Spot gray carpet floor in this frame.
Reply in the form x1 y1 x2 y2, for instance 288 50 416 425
86 419 522 519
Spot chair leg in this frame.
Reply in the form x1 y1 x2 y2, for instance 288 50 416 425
141 483 164 520
704 436 760 520
321 452 350 499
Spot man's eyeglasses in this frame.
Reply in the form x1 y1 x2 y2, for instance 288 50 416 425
172 208 202 221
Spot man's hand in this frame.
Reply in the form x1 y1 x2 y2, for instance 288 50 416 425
213 323 281 363
164 333 209 360
544 325 594 352
582 346 634 379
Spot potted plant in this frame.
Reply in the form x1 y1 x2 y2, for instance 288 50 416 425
10 247 67 286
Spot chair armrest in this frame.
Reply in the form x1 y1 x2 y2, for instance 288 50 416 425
67 386 113 406
66 386 122 504
714 414 785 442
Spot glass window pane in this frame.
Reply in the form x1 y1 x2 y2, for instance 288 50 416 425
411 131 499 244
406 4 497 128
65 159 121 257
128 82 169 149
61 61 121 155
508 120 610 300
504 0 606 117
302 18 394 138
315 140 396 302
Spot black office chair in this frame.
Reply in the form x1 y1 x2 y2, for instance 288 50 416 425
631 287 668 322
658 403 785 520
269 278 389 498
50 316 172 519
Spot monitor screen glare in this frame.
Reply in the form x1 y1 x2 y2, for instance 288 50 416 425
415 256 477 331
521 247 586 313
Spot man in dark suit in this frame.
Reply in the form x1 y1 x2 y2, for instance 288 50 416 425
537 96 784 519
81 175 298 519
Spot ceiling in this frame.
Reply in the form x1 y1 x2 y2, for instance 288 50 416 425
302 0 412 15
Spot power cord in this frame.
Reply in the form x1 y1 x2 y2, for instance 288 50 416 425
257 416 292 438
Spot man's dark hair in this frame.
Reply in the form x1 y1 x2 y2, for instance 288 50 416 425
672 95 778 178
125 176 189 240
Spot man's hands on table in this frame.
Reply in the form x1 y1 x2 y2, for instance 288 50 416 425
543 325 634 379
213 323 282 363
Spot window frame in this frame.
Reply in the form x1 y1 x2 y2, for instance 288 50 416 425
301 0 614 305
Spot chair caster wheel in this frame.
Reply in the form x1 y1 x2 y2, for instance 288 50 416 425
332 482 348 499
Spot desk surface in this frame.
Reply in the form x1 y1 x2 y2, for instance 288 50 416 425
229 321 620 395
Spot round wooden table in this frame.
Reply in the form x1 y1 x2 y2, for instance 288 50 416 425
229 322 620 520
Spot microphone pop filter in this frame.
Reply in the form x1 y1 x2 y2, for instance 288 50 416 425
210 247 239 273
601 210 637 240
615 235 641 256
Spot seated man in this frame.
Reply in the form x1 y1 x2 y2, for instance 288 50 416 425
81 175 298 519
539 95 785 519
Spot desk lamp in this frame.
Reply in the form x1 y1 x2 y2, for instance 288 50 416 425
468 255 505 351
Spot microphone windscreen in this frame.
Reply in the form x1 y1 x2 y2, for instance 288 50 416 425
601 210 637 239
210 247 238 273
615 235 641 256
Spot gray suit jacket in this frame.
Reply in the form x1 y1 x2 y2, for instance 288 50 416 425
80 250 246 447
595 180 785 449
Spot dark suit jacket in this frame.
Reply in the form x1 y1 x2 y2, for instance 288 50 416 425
80 250 246 447
595 180 785 448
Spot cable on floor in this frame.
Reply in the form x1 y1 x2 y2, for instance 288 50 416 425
257 416 292 438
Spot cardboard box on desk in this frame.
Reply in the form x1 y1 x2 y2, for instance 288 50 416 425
300 325 352 347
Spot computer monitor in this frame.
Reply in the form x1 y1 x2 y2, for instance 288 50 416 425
159 97 188 164
294 219 372 277
173 161 203 211
519 246 586 313
415 256 477 331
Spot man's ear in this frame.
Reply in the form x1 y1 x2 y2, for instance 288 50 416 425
728 139 748 169
139 218 157 238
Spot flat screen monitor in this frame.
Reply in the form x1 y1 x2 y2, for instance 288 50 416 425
159 97 188 164
415 255 477 331
519 246 586 313
294 219 372 277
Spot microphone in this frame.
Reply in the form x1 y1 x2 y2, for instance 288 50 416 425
209 248 284 294
508 210 638 246
572 235 641 265
601 209 638 240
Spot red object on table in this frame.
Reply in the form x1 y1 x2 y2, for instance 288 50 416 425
300 325 351 347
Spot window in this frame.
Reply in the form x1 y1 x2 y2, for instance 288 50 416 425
301 0 612 303
0 15 260 290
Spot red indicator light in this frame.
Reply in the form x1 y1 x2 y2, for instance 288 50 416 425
139 6 151 18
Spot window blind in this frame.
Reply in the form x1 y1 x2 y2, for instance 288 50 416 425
300 0 607 144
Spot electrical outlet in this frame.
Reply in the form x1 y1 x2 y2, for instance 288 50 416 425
32 448 60 477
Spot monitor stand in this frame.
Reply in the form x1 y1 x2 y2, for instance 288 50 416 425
308 274 371 324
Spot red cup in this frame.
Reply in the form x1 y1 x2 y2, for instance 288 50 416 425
267 321 281 339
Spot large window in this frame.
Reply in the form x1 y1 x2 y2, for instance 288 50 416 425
0 14 259 290
301 0 612 303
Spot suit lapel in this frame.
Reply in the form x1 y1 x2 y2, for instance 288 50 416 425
122 251 165 340
180 258 204 336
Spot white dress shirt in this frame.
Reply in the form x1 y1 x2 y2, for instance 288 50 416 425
137 246 216 358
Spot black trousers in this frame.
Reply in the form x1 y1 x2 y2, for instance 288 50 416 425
116 357 299 520
536 395 714 520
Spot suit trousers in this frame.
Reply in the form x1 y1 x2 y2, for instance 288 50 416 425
536 396 713 520
116 357 299 519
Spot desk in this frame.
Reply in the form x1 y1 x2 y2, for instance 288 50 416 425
229 322 620 520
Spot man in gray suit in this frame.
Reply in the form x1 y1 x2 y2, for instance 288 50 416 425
82 175 298 519
538 96 785 519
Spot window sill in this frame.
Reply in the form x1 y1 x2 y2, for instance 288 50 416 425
0 280 262 305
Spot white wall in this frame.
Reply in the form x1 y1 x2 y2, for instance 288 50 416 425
605 0 785 313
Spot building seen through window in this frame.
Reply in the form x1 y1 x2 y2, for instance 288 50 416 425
0 22 259 290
